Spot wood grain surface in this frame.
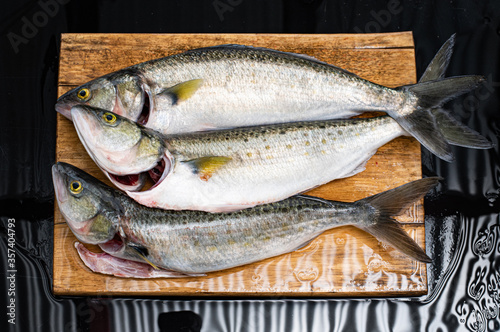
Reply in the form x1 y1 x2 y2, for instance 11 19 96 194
54 32 427 297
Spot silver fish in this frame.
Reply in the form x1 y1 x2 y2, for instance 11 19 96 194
56 35 485 158
53 162 438 277
70 104 491 213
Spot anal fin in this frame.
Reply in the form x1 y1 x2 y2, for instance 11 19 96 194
338 150 377 179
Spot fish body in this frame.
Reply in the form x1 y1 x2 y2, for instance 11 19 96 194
56 44 401 133
53 162 437 277
134 116 405 212
121 192 363 273
56 36 487 161
124 46 400 134
70 103 491 212
71 106 407 212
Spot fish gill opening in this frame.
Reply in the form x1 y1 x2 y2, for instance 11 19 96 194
137 92 150 126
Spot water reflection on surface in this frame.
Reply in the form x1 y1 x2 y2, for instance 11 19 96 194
2 208 499 331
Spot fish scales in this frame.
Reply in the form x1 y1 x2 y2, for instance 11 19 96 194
153 116 405 211
118 194 365 273
137 47 400 130
167 116 398 157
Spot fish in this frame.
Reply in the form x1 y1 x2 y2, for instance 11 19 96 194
53 161 439 278
56 34 485 154
69 104 491 213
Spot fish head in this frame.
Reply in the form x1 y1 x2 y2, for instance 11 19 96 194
56 72 147 123
56 77 117 119
52 162 121 245
70 105 165 176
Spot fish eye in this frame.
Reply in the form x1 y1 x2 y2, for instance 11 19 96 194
69 181 83 194
102 112 117 124
77 88 91 101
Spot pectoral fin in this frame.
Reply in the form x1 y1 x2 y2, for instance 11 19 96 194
129 245 160 270
184 156 232 181
158 79 204 105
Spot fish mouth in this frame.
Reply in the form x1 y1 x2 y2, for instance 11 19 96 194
52 164 68 204
52 164 95 240
71 106 103 165
107 155 171 192
71 106 100 136
55 95 75 120
108 173 146 191
56 85 90 120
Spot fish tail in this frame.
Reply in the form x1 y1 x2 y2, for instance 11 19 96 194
387 34 492 162
357 177 441 263
418 34 455 83
393 75 491 162
431 108 493 149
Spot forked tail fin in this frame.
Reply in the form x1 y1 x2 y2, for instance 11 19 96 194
419 34 455 83
389 34 492 162
396 75 490 161
432 108 493 149
357 177 441 263
394 76 490 162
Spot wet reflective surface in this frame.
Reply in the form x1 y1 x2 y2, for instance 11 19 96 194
2 210 498 331
1 0 500 331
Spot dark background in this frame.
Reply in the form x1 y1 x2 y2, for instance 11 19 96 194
1 1 499 331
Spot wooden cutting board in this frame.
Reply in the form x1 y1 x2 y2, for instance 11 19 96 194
54 32 427 297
